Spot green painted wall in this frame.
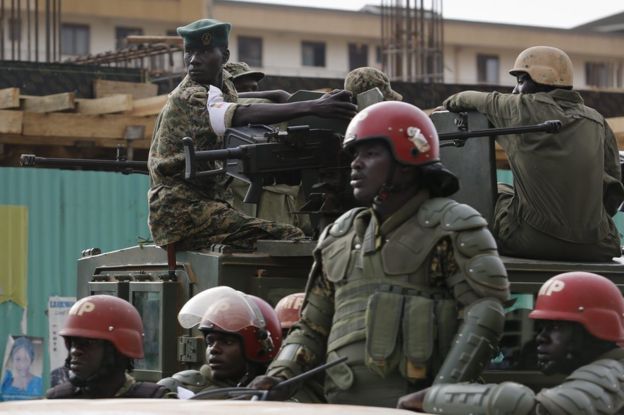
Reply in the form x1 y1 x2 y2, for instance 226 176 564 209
0 167 150 390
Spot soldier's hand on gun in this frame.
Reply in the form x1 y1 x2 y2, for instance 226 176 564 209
396 387 430 412
247 375 292 401
312 89 358 120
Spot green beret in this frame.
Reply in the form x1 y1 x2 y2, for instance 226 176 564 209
223 62 264 82
177 19 231 49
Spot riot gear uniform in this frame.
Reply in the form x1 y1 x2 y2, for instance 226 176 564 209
46 295 171 399
159 287 282 395
266 102 510 407
423 272 624 415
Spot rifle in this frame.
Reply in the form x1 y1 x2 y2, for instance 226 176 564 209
438 117 562 147
184 124 350 201
19 147 148 175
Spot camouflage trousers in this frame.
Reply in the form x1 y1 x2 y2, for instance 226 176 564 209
174 199 305 251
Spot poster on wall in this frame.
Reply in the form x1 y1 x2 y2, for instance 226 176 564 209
48 296 76 387
0 335 44 401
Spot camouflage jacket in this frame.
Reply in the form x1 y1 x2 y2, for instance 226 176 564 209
147 72 238 246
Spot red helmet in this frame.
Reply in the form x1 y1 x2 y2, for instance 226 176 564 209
529 272 624 342
275 292 305 330
178 286 282 363
60 295 144 359
343 101 439 166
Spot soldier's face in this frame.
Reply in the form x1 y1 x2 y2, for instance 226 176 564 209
512 73 538 94
535 320 579 375
67 336 105 382
205 331 247 382
234 77 259 93
185 45 230 85
350 141 393 205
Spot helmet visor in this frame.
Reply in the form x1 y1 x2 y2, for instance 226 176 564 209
178 286 263 331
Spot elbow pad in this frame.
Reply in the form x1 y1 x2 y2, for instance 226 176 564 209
424 381 535 415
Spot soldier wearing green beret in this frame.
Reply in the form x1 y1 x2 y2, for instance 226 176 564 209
148 18 357 252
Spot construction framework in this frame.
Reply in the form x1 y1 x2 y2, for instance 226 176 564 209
0 0 62 62
380 0 444 83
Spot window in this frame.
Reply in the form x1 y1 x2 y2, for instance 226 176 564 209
61 24 90 55
348 43 368 70
115 26 144 50
238 36 263 67
477 54 500 84
8 17 21 42
585 62 620 88
302 41 326 67
376 46 383 64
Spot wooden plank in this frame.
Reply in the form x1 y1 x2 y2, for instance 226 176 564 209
607 116 624 134
0 88 20 109
76 94 133 115
20 92 75 113
0 110 23 134
22 112 155 140
94 79 158 100
127 95 167 117
0 133 151 149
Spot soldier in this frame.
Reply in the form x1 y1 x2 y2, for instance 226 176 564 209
398 271 624 414
443 46 624 262
223 61 265 93
344 66 403 101
274 292 305 338
46 295 172 399
224 61 291 103
249 101 511 407
148 18 356 252
274 292 325 403
158 286 282 397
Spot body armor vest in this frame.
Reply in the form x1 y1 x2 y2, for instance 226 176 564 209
320 198 463 405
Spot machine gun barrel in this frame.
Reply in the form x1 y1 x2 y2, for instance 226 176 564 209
20 154 148 174
182 136 245 180
438 120 561 147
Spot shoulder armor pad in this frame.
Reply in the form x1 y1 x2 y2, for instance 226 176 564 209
329 207 366 237
172 369 207 388
536 382 608 415
417 197 457 228
566 359 624 393
158 369 207 393
441 202 488 231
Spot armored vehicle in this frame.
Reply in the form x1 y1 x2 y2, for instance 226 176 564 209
24 106 624 392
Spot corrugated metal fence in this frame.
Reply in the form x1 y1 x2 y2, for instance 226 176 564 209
0 167 150 388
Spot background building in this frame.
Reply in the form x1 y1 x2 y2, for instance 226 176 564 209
2 0 623 88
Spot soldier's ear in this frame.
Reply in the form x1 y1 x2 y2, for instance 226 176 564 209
222 48 230 65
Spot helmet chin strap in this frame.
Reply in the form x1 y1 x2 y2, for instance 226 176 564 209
373 163 418 206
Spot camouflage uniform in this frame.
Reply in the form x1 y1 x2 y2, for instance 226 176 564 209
266 192 510 407
147 72 304 251
223 61 264 83
344 67 403 101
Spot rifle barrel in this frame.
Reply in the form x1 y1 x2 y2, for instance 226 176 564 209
20 154 148 172
438 120 562 141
